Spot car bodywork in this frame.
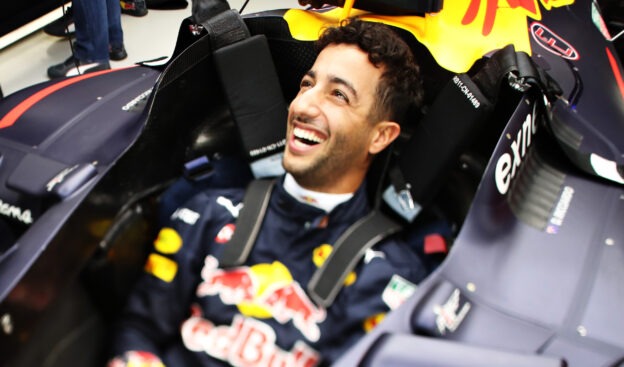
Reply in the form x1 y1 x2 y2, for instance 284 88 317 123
0 0 622 365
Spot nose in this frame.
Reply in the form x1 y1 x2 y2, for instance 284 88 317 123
289 86 321 121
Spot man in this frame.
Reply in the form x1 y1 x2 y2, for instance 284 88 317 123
109 18 426 366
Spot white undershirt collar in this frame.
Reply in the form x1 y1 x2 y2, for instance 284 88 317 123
283 174 354 213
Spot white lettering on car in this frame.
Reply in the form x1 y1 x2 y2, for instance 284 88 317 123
0 199 33 224
495 113 536 195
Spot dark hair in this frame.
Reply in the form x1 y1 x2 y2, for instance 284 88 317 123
316 18 424 124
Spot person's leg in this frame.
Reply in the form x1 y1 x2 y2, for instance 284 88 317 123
107 0 125 48
107 0 128 60
47 0 110 78
73 0 110 62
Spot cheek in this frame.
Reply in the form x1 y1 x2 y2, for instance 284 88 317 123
333 124 372 158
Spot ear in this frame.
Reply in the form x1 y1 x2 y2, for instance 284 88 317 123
369 121 401 155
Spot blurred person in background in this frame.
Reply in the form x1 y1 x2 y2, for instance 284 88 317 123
47 0 131 78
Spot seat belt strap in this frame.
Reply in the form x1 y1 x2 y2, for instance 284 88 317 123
472 44 561 103
201 9 250 50
220 178 402 308
307 210 403 307
219 179 275 267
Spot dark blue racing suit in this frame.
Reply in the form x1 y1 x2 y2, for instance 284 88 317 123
111 176 429 366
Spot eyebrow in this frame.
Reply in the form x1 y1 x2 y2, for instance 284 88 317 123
305 70 358 101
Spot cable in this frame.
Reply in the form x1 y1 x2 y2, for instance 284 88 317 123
61 3 81 73
53 0 80 74
240 0 251 13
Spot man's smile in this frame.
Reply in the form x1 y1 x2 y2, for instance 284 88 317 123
293 126 327 145
289 124 329 153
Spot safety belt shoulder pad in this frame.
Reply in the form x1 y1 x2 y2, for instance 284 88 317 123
307 210 403 307
386 73 492 221
214 34 288 168
219 179 275 268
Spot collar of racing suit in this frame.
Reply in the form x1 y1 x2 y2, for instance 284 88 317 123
272 175 370 228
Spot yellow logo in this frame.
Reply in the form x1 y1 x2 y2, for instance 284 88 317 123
153 227 183 254
363 313 386 332
313 244 357 286
145 253 178 283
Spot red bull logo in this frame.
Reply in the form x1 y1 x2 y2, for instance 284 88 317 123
462 0 575 36
462 0 540 36
182 314 320 367
197 256 256 304
196 255 326 342
262 283 326 342
284 0 574 72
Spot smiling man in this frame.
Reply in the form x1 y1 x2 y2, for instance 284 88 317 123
284 42 400 194
109 19 427 367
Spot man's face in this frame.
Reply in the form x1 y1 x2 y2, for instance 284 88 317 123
283 44 385 193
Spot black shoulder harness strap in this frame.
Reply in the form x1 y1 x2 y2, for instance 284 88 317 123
218 178 403 307
307 210 403 307
219 179 275 268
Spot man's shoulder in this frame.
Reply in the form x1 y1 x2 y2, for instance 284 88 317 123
165 186 246 228
184 186 246 208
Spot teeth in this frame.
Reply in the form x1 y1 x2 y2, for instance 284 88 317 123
294 127 325 144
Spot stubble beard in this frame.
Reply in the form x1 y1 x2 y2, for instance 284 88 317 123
283 134 352 191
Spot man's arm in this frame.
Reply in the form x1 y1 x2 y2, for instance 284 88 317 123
108 191 228 364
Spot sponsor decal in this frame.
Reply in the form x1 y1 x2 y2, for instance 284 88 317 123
215 223 236 244
530 22 579 60
216 196 244 218
249 139 286 158
452 76 482 108
312 244 356 286
546 185 574 234
196 255 326 342
433 289 471 335
363 313 386 333
463 0 535 36
181 314 320 367
0 199 33 224
153 227 183 254
494 113 537 195
144 253 178 282
382 274 417 310
45 165 78 192
171 207 200 225
284 0 574 73
121 88 153 112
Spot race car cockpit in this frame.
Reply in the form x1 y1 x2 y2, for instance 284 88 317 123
0 0 623 366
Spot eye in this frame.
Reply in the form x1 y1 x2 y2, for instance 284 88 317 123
332 89 349 103
300 78 313 90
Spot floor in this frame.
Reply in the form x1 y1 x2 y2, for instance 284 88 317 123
0 0 299 97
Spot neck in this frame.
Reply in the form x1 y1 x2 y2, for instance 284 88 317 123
283 174 354 213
